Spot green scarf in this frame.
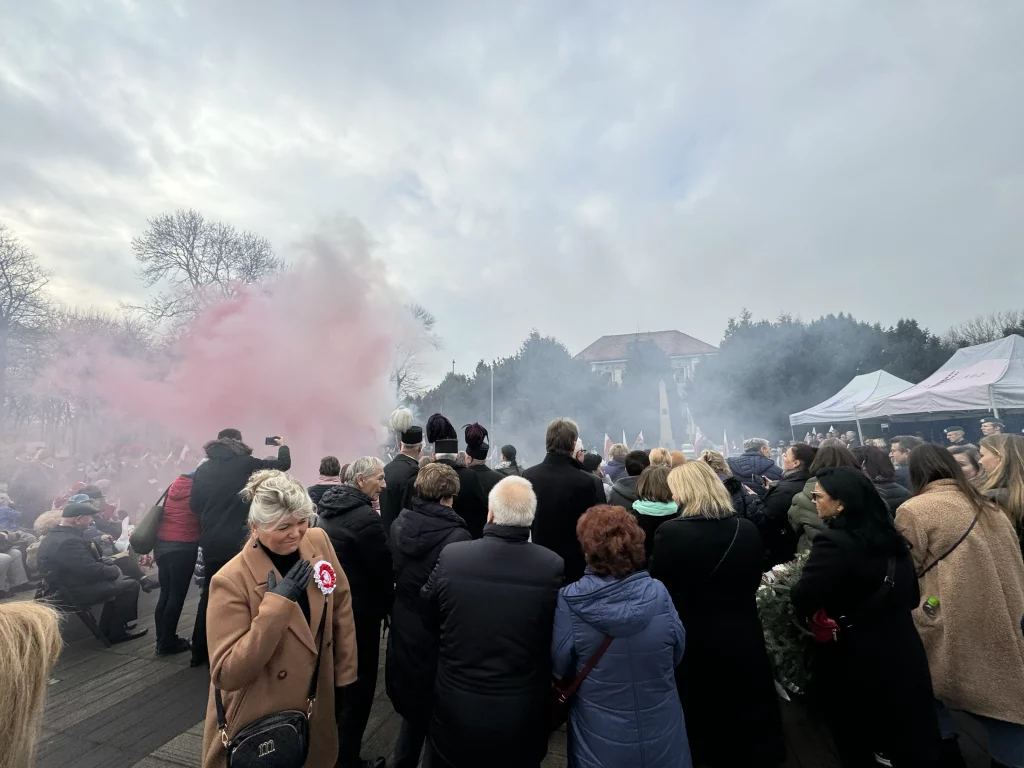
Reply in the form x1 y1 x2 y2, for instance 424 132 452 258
632 499 679 517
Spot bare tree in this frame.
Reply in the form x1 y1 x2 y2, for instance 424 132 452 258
944 309 1024 347
131 209 283 328
391 303 442 400
0 223 50 426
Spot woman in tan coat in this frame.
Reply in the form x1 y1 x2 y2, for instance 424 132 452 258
896 444 1024 768
202 470 358 768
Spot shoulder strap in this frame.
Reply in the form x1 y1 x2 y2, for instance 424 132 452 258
215 596 330 734
155 485 171 507
917 515 978 578
562 635 613 699
709 519 741 579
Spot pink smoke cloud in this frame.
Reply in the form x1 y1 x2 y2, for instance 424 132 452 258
45 216 404 482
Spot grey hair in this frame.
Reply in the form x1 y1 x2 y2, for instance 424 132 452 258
347 456 385 486
488 476 537 527
241 470 315 529
743 438 770 453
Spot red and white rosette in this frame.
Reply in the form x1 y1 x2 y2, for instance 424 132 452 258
312 560 337 595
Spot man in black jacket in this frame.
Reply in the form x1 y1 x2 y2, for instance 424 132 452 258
608 450 650 511
381 407 423 539
318 456 393 768
421 476 564 768
524 417 603 584
189 428 290 667
37 502 147 643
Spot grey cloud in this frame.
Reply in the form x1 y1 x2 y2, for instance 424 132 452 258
1 0 1022 380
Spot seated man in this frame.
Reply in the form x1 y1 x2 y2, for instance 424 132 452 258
0 530 35 598
36 501 147 643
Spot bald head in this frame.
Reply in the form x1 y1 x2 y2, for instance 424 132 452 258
488 476 538 528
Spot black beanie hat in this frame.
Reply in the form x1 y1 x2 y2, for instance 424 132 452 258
218 428 243 441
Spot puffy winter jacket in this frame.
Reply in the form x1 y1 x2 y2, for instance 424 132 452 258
386 497 471 723
317 485 393 622
421 524 564 767
552 571 690 768
874 479 911 516
157 474 200 543
789 477 826 552
726 450 783 496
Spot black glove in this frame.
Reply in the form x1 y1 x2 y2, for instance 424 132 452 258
267 560 312 602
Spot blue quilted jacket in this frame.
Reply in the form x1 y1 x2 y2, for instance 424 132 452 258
552 571 691 768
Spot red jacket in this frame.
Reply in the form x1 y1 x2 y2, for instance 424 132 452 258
157 475 200 543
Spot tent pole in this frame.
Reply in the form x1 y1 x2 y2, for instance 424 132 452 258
791 425 796 442
989 385 1000 419
855 407 864 445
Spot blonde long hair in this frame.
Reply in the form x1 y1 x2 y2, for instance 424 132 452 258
0 602 63 768
668 461 734 520
980 434 1024 531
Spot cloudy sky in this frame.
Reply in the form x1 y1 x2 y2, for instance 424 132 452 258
2 1 1022 382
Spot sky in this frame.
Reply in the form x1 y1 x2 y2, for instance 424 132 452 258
2 1 1022 385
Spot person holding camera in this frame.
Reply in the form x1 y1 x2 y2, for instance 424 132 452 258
189 428 291 668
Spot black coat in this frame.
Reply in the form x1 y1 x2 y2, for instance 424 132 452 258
36 525 124 604
790 526 941 764
386 497 471 723
190 440 291 561
524 453 603 584
873 480 911 516
316 485 393 622
380 453 420 539
649 515 785 766
496 463 522 477
434 459 499 540
760 470 808 567
421 524 563 767
306 483 338 508
726 450 784 496
608 475 640 511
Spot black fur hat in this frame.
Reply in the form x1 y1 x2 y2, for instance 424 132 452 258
464 423 489 461
426 413 459 454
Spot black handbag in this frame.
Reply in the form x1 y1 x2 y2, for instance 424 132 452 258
128 484 172 555
215 598 328 767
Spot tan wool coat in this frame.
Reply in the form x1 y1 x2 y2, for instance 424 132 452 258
895 480 1024 725
201 527 358 768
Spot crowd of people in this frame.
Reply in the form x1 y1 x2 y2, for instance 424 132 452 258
4 409 1024 768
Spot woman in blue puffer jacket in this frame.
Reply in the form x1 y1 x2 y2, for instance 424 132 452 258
552 504 691 768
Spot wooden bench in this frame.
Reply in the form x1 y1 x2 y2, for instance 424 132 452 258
35 580 115 648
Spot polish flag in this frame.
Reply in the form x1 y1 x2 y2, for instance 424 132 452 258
632 431 645 450
603 434 612 460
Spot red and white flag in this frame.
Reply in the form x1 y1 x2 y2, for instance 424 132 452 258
632 431 645 450
603 434 612 460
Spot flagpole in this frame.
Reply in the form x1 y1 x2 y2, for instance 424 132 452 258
490 362 494 449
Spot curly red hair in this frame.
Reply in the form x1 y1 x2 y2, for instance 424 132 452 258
576 505 647 578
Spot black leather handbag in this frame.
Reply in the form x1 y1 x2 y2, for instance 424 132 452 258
215 599 328 767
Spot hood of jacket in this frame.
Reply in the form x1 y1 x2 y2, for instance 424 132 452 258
632 499 679 517
396 497 468 558
203 438 252 460
317 484 373 519
167 475 193 503
611 475 639 498
562 571 661 638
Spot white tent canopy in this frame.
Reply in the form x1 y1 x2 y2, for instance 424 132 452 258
789 370 913 427
856 335 1024 420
